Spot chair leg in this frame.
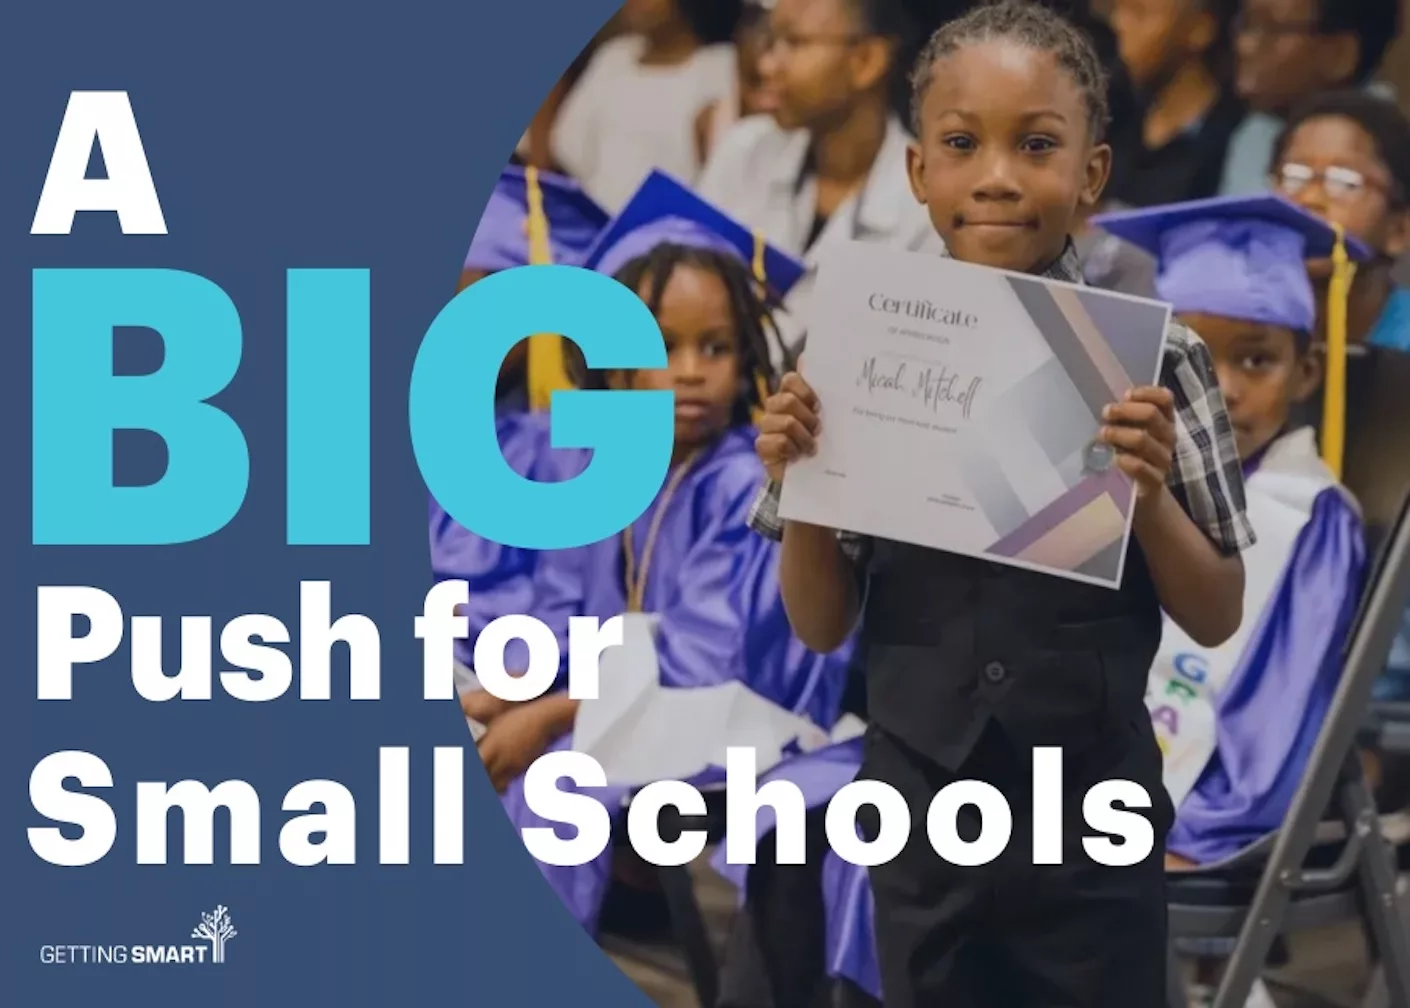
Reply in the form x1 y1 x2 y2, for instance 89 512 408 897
1346 783 1410 1006
1214 763 1374 1008
1360 873 1410 1008
658 863 719 1008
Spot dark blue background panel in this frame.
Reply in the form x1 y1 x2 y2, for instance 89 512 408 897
1 1 653 1004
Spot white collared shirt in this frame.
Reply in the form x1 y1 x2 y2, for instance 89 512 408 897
697 113 943 364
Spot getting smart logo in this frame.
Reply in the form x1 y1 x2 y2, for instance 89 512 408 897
41 905 237 966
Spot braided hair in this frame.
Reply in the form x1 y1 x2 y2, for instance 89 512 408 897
591 244 786 426
909 0 1110 142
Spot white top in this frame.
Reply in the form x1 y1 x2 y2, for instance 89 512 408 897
551 35 736 214
697 113 942 363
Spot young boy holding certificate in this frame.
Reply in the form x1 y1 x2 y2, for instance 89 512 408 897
751 2 1255 1005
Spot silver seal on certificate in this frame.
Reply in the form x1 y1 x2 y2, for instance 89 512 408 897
1084 440 1115 473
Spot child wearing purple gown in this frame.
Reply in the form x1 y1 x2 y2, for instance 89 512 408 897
1098 194 1370 868
460 171 855 936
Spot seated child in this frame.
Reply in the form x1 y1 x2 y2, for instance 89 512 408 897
1269 90 1410 353
460 171 856 936
1266 92 1410 788
550 0 736 212
694 1 774 166
1094 193 1371 866
429 165 607 678
1107 0 1244 206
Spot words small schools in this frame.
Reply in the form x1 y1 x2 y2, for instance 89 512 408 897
29 581 1160 872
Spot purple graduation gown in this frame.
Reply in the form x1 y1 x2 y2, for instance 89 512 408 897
1166 481 1366 862
498 425 855 934
427 391 588 668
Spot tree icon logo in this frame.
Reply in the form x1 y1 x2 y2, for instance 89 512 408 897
192 905 237 964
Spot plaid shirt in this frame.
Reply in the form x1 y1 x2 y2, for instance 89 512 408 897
747 241 1257 566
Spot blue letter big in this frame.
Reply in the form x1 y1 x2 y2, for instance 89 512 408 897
410 265 673 550
32 269 248 545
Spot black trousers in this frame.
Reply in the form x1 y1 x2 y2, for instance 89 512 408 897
860 718 1174 1008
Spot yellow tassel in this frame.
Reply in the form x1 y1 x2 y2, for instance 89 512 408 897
750 229 771 426
523 166 574 412
1321 223 1356 480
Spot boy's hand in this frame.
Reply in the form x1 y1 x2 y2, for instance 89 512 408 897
756 371 821 483
1099 386 1177 501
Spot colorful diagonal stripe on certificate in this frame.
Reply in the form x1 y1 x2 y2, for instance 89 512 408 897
962 276 1164 582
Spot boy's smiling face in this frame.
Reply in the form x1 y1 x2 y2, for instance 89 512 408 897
906 41 1110 275
1181 312 1321 459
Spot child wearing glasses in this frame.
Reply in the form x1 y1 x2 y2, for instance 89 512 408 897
1270 89 1410 353
1218 0 1400 196
1271 92 1410 782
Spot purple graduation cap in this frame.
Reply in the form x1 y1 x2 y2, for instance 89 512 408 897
464 165 609 273
581 169 808 300
1091 193 1372 333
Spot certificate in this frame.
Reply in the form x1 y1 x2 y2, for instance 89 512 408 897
777 240 1172 590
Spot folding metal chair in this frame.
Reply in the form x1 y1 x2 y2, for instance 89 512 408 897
1163 486 1410 1008
1329 345 1410 786
1159 344 1410 1007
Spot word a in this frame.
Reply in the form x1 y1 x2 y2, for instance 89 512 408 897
31 91 673 550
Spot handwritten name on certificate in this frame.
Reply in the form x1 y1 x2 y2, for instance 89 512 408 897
778 241 1171 589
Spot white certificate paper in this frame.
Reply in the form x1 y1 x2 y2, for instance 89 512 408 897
778 241 1172 590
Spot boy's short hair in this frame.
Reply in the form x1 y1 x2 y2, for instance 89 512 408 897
908 0 1109 140
1271 90 1410 206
